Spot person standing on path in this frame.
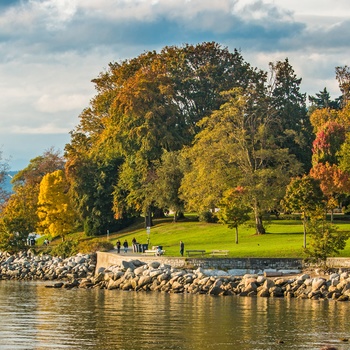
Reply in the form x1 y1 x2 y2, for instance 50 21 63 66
180 240 184 257
116 239 121 254
123 239 129 253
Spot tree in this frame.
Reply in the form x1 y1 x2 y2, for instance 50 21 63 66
0 149 10 208
181 88 301 234
65 42 264 227
311 121 346 165
65 151 127 236
308 87 341 110
217 187 251 244
37 170 77 241
310 162 350 222
309 108 338 133
305 211 349 262
282 175 325 248
11 147 65 188
151 150 185 222
0 148 65 240
0 185 38 236
268 59 313 171
335 65 350 107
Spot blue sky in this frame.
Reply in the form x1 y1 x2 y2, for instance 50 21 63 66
1 0 350 170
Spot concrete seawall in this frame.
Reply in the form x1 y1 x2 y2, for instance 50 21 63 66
96 251 304 274
96 251 350 275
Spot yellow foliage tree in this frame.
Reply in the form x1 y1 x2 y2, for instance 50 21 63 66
309 108 338 133
37 170 77 241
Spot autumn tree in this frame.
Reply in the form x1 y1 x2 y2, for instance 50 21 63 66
310 162 350 221
66 42 263 227
37 170 77 241
282 175 325 248
309 118 350 219
309 108 338 133
311 121 346 165
0 148 65 240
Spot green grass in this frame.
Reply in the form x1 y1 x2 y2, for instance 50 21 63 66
101 215 350 259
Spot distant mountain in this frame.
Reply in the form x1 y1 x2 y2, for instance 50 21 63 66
3 171 17 193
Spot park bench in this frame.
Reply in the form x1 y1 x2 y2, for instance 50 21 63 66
144 249 165 256
211 250 229 257
186 250 206 257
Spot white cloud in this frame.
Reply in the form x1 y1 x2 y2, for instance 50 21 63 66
35 93 91 113
11 123 71 134
0 0 349 169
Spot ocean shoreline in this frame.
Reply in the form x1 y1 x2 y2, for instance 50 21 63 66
1 250 350 302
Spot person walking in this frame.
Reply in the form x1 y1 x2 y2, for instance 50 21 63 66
123 239 129 254
132 237 137 252
180 240 184 257
116 239 121 254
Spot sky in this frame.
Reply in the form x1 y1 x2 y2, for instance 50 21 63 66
1 0 350 170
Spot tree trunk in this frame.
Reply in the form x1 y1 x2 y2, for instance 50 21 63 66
330 208 334 223
152 207 165 219
145 209 152 227
253 199 265 234
255 215 266 234
173 211 178 222
235 226 239 244
173 211 185 222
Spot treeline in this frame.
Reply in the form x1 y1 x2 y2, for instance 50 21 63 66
1 42 350 253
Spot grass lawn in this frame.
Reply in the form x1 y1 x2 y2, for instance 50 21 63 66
103 215 350 259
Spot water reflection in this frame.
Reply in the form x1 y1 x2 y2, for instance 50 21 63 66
0 281 349 350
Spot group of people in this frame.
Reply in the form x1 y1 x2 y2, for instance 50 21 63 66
115 239 129 254
114 239 185 256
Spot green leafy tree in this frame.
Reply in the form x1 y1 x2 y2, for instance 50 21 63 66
65 151 126 236
217 187 251 244
182 88 301 234
151 150 185 222
305 210 349 262
282 175 325 248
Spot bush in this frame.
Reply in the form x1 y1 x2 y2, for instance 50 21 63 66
78 239 114 254
50 239 79 258
198 211 218 223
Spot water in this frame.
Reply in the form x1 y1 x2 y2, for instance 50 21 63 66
0 281 349 350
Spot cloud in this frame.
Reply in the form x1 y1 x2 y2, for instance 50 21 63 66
35 93 91 113
0 0 350 169
11 123 71 134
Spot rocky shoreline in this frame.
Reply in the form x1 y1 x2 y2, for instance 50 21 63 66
2 250 350 301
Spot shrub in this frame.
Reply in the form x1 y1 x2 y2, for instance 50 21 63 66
78 239 114 254
50 239 79 258
198 211 218 223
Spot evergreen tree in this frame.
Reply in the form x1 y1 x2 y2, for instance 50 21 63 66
268 59 313 171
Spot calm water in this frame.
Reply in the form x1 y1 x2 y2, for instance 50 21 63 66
0 281 349 350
